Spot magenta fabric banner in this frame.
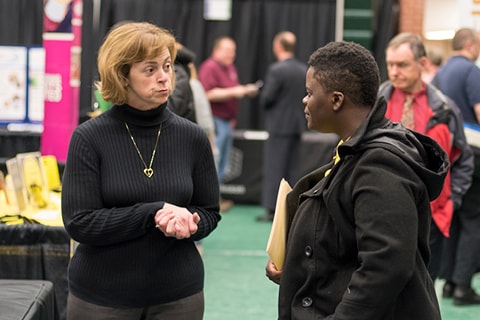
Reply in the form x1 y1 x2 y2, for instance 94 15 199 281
41 0 82 162
41 32 76 162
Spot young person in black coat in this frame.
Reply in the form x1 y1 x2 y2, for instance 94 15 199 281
265 41 447 320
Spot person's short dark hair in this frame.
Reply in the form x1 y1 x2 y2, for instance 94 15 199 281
308 41 380 107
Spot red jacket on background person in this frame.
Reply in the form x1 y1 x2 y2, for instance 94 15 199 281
379 81 473 236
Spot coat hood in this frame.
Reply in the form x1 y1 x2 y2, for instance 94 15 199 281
339 97 450 201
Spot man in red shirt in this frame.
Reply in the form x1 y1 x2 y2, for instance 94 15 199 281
198 37 258 211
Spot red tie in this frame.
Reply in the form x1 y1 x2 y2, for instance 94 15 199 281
401 95 414 130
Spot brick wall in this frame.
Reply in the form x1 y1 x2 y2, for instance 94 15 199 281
399 0 425 35
399 0 452 60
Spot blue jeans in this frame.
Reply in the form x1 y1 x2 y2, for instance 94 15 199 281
214 117 233 182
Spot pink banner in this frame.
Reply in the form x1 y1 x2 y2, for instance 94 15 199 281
41 0 82 162
41 32 76 162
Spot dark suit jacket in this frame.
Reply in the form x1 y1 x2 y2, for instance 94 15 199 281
260 57 308 135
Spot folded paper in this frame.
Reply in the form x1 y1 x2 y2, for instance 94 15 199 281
266 178 292 271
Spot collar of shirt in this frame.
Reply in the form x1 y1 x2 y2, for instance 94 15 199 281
385 84 432 134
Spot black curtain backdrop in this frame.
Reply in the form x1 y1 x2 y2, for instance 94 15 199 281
83 0 338 129
0 0 44 46
372 0 399 82
0 0 398 130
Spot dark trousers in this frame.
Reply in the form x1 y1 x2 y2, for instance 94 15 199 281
66 291 204 320
440 177 480 286
428 220 445 280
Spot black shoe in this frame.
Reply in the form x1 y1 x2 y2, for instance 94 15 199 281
256 213 274 222
453 285 480 305
442 281 455 298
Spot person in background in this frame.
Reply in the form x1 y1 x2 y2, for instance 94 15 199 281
435 28 480 124
266 41 446 319
434 27 480 305
198 36 259 212
168 43 196 123
422 46 444 84
257 31 307 222
175 43 218 162
378 32 473 285
61 22 221 319
189 64 218 160
173 42 218 256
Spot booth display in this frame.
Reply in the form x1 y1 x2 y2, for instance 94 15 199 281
0 46 44 125
0 46 27 123
3 152 61 213
0 152 66 319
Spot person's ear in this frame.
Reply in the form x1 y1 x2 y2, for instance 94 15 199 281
332 91 344 111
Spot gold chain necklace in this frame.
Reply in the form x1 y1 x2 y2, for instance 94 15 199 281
124 122 162 178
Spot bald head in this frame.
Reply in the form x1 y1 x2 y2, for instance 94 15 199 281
452 28 477 51
274 31 296 53
452 28 480 61
273 31 296 61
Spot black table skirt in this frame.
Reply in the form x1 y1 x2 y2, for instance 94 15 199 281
0 279 57 320
0 224 70 320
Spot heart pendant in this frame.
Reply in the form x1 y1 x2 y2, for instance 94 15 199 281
144 168 154 178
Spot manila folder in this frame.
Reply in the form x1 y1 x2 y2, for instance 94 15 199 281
266 178 292 271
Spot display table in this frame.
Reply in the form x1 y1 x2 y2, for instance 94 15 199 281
0 219 69 320
0 279 57 320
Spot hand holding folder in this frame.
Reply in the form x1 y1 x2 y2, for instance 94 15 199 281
266 178 292 271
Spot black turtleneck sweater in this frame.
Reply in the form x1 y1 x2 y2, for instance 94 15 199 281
61 103 220 307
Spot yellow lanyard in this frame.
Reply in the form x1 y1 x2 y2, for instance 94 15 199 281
324 139 347 177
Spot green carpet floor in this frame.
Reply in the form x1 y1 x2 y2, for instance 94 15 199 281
202 204 480 320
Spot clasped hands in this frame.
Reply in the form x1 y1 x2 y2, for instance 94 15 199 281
154 203 200 239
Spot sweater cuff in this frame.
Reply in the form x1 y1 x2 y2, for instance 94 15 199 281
143 201 165 230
